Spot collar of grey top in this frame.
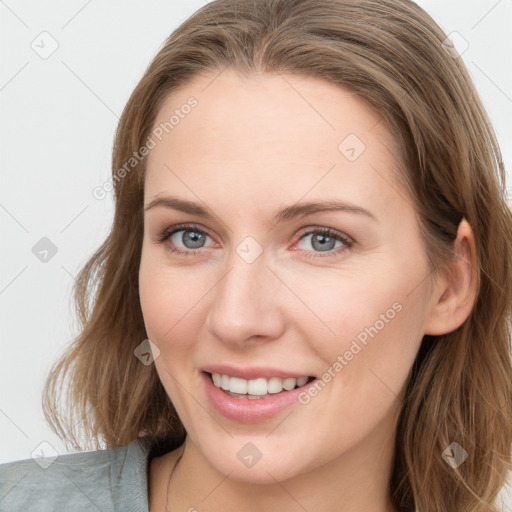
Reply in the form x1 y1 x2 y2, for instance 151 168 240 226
0 439 151 512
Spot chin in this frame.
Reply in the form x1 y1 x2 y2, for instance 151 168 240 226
217 459 302 484
199 439 311 484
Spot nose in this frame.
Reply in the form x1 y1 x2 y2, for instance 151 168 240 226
205 248 286 348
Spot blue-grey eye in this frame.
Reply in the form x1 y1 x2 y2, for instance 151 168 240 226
170 229 211 249
297 231 344 252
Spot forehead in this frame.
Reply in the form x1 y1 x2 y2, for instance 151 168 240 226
144 69 405 211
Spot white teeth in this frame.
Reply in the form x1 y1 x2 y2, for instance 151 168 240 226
247 378 267 395
267 377 283 394
297 376 308 387
282 377 296 391
220 374 230 391
210 373 310 396
229 377 248 394
212 373 221 387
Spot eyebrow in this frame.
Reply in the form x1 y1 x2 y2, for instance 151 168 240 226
144 196 377 223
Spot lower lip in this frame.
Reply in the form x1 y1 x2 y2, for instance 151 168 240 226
201 372 316 423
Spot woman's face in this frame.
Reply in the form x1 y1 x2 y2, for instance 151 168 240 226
139 69 440 483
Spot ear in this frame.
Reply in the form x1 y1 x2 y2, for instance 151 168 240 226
424 218 478 336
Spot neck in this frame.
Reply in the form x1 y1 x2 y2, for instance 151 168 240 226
153 420 398 512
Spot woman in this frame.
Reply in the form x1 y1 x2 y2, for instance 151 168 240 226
1 0 511 511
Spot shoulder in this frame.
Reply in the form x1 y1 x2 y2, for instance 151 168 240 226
0 439 150 512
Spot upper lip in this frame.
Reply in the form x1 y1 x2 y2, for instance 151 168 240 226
201 364 313 380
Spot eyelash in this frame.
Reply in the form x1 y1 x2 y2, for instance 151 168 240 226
155 223 354 258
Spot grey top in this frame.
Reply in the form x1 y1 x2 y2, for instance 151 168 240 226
0 439 150 511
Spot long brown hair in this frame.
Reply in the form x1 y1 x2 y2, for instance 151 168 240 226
43 1 512 510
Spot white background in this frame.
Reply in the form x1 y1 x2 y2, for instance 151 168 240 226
1 0 511 506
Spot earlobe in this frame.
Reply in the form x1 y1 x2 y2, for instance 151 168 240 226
424 218 478 336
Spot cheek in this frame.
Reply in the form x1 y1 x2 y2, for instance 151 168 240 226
138 256 200 410
138 251 210 349
285 270 427 460
288 263 428 392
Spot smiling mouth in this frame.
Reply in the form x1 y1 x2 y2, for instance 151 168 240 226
206 372 316 399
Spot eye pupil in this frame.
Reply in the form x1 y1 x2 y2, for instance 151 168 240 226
312 233 336 252
183 230 205 248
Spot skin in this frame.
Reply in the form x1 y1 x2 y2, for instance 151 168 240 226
139 69 477 512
